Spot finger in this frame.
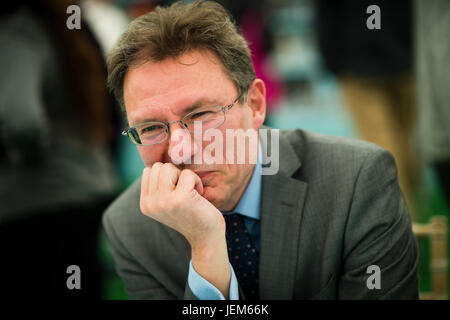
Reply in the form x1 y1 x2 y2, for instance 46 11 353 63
141 167 151 196
149 162 163 193
176 169 204 195
159 162 181 191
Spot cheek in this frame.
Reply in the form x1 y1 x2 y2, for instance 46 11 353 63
215 164 240 188
232 108 254 129
219 110 253 138
137 146 165 167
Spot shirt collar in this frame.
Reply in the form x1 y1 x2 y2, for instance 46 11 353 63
222 141 262 220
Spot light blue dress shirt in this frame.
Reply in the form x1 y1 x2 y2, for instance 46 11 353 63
187 142 262 300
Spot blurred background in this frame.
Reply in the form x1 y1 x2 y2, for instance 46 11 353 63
0 0 449 299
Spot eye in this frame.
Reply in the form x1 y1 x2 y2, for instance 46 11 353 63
139 124 165 136
142 125 160 132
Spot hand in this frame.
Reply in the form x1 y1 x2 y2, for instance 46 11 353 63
140 162 225 247
140 162 231 298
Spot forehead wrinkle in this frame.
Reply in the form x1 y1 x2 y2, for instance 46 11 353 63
128 89 222 125
124 50 236 125
127 84 189 124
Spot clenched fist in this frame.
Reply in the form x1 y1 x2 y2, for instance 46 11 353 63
140 162 226 248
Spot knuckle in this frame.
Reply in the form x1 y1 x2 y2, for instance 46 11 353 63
142 167 151 180
162 162 173 169
181 168 194 177
161 162 173 174
152 162 163 170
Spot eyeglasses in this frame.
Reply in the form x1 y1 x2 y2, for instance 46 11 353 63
122 94 242 146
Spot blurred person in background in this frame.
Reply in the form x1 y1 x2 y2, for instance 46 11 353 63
0 0 120 298
315 0 420 220
81 0 130 56
217 0 285 116
415 0 450 206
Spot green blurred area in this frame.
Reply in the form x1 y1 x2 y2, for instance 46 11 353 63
415 168 450 295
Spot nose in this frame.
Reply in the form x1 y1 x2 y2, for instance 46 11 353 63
167 121 200 165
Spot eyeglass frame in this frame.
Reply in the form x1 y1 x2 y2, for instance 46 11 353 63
121 92 244 146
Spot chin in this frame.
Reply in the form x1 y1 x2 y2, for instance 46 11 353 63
202 186 226 210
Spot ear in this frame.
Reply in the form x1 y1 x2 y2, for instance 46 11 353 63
246 79 266 130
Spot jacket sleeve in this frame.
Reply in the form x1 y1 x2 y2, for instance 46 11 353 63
102 212 179 300
339 148 419 299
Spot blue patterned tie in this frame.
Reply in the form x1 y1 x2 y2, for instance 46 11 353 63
224 213 259 300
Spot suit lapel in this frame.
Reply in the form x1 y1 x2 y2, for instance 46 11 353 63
258 128 308 299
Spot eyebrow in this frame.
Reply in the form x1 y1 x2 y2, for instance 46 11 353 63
181 100 214 115
132 98 220 125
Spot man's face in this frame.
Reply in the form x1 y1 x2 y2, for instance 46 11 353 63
123 50 265 211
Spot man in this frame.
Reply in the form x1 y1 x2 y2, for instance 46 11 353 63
103 0 419 300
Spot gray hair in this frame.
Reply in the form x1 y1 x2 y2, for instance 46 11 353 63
106 0 256 111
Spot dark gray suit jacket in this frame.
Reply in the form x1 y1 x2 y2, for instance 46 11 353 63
102 128 419 299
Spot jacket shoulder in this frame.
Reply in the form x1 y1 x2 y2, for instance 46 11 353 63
103 178 141 226
281 129 395 178
283 129 386 162
102 177 154 245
